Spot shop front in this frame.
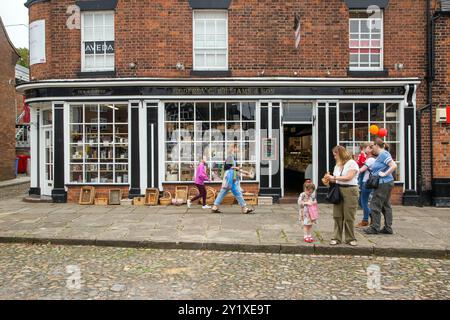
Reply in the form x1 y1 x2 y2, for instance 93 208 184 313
18 78 421 205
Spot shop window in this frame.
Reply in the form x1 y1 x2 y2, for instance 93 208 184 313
193 11 228 71
69 103 128 184
349 11 383 70
338 102 401 181
164 102 257 182
81 12 115 72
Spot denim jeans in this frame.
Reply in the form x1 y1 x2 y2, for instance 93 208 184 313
214 183 246 207
360 186 372 222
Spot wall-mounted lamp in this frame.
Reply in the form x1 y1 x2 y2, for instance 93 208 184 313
395 63 404 71
129 62 137 69
176 62 185 71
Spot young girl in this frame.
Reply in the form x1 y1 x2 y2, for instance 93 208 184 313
187 156 211 209
298 181 318 243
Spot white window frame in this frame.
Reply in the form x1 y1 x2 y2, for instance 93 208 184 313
193 10 229 71
163 101 258 183
349 10 384 71
68 102 129 185
337 101 403 183
81 11 115 72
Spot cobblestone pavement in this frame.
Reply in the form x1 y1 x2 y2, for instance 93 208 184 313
0 243 448 300
0 195 449 257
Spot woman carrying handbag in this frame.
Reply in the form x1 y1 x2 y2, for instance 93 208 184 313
324 146 360 246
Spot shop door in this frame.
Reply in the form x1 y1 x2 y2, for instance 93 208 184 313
41 127 54 196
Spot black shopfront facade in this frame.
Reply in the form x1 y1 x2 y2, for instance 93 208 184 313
17 78 421 204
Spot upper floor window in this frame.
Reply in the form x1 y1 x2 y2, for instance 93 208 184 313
81 12 115 72
193 11 228 71
349 11 383 70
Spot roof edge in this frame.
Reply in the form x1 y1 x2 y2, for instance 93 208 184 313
0 17 20 58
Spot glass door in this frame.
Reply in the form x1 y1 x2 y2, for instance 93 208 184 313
42 127 54 196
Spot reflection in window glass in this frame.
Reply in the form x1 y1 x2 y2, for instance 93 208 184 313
164 101 257 182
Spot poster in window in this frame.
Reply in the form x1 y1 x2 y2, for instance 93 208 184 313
262 138 277 161
30 20 46 65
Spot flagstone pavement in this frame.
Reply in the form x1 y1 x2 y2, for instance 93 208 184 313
0 195 449 258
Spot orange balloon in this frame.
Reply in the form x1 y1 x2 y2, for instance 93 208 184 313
370 125 379 135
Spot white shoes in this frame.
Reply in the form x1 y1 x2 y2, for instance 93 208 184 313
202 205 211 209
187 200 191 208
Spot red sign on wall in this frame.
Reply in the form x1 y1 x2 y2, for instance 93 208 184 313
447 106 450 124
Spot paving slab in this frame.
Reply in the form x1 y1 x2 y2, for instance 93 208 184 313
0 196 448 258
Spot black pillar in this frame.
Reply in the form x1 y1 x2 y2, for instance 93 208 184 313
316 107 328 202
51 104 67 203
147 105 159 189
129 102 141 198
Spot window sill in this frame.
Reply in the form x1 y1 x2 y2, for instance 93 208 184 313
77 70 116 78
347 69 389 77
190 70 232 77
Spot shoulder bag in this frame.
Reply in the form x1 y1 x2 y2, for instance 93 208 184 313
365 168 380 189
326 167 344 204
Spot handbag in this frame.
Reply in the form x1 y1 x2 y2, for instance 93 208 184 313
326 183 341 204
326 167 344 204
308 202 319 220
365 169 380 189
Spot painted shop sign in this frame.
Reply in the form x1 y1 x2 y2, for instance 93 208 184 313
25 86 407 99
84 41 115 54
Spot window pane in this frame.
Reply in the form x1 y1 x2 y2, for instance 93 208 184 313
242 142 257 161
180 103 194 121
85 105 98 123
211 102 225 120
206 20 215 34
84 14 94 27
99 104 114 123
165 103 178 121
194 20 204 35
166 143 179 161
339 123 353 141
210 161 224 181
84 27 94 41
166 163 179 181
180 143 194 161
105 14 114 27
360 20 370 33
226 102 240 120
242 102 256 120
211 123 225 141
180 123 194 141
195 122 210 142
354 103 368 122
385 103 400 122
386 123 400 141
195 54 205 67
195 143 210 160
195 102 209 121
71 125 83 143
339 103 353 122
355 123 369 142
370 103 384 122
216 20 226 34
180 163 195 182
241 163 256 181
216 54 227 67
166 122 178 141
206 54 215 66
115 104 128 123
227 122 241 141
242 122 256 141
70 105 83 123
211 143 225 161
350 20 359 33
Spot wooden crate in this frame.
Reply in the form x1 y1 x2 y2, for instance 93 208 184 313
132 197 145 206
108 189 122 205
243 193 258 206
145 188 160 206
258 196 273 206
79 186 95 205
94 197 108 205
175 186 189 204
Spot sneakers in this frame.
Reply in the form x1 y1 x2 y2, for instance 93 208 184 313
330 240 339 245
363 227 379 235
243 207 255 214
379 227 394 235
356 221 369 228
202 205 212 209
348 240 357 246
187 199 191 209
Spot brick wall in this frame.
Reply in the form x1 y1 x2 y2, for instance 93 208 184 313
0 23 19 181
28 0 429 80
432 16 450 179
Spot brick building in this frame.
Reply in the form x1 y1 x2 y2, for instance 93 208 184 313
0 17 20 181
17 0 449 206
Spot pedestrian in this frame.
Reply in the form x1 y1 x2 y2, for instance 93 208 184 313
325 145 360 246
211 144 255 214
356 142 370 206
363 138 397 235
298 181 318 243
187 155 211 209
356 143 376 228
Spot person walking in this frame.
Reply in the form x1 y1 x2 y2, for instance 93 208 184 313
211 144 254 214
363 138 397 235
356 143 376 227
325 146 360 246
187 156 211 209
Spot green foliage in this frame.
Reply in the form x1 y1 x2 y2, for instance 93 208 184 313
16 47 29 68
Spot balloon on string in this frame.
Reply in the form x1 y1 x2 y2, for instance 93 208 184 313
378 128 388 138
370 125 379 135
